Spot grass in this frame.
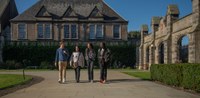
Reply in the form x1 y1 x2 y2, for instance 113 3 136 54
122 70 151 80
0 74 32 89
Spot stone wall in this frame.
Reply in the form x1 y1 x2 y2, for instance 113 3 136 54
139 0 200 70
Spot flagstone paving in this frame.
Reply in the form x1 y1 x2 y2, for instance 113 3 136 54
0 70 199 98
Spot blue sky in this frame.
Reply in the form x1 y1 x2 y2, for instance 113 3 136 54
15 0 192 32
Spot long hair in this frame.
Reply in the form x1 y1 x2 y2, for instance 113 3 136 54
102 42 106 49
88 43 94 49
74 45 80 52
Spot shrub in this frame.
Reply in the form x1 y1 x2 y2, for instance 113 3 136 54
182 64 200 92
5 60 16 69
39 61 54 69
14 62 23 69
151 64 200 92
0 62 7 69
3 44 136 69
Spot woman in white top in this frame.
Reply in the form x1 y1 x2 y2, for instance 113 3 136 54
70 46 84 83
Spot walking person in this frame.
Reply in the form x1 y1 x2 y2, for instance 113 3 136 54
85 43 96 83
55 40 70 84
98 42 111 84
70 46 84 83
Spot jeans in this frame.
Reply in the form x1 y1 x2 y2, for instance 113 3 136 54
74 66 81 82
100 61 107 81
87 60 94 81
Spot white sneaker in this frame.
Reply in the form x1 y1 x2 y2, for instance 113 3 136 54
90 80 94 83
62 79 66 83
58 79 61 83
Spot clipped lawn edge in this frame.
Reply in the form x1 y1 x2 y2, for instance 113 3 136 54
0 75 32 90
122 71 151 81
0 75 44 97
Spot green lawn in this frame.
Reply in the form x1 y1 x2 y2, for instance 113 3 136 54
0 74 32 89
123 70 151 80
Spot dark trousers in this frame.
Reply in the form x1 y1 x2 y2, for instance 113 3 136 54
74 66 81 82
87 60 94 81
100 62 107 81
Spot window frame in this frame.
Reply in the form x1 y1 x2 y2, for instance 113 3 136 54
112 24 122 39
63 24 78 39
89 24 104 40
17 23 27 40
36 23 52 39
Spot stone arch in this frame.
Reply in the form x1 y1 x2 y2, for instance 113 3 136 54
158 42 165 64
177 35 189 63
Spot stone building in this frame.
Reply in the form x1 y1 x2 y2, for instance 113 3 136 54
139 0 200 69
10 0 128 44
0 0 18 62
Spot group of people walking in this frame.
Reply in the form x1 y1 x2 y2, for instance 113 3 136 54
55 40 111 84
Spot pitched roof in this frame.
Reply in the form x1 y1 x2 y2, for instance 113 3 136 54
89 6 103 18
63 6 78 18
0 0 10 19
11 0 127 23
35 6 52 17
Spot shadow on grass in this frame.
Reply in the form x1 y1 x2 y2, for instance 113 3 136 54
0 75 44 97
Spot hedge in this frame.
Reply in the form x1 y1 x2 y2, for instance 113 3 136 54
151 64 200 92
2 44 136 69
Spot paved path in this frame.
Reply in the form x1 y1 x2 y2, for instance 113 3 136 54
0 70 199 98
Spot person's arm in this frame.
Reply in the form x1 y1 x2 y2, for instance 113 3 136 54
85 48 88 60
69 53 73 67
92 49 96 61
105 49 111 62
97 49 100 59
80 53 85 68
64 48 70 61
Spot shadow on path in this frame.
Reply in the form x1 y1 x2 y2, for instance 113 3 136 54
0 75 44 97
109 78 147 83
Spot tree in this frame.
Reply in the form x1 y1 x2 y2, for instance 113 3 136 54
128 31 141 39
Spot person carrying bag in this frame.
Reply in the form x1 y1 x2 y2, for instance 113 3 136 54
70 45 84 83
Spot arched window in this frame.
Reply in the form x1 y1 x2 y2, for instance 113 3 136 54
159 42 164 64
178 35 189 63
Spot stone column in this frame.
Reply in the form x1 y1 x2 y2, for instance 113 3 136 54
164 41 168 64
143 47 147 70
188 33 196 63
171 39 179 63
139 46 143 70
154 44 159 64
149 45 155 69
139 25 149 70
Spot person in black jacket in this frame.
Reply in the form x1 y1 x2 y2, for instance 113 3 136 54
85 43 96 83
98 42 111 84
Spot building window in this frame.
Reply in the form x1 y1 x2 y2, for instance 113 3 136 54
113 24 121 39
37 23 51 39
37 24 43 39
64 25 70 39
63 24 78 39
18 24 26 39
89 24 103 39
89 25 95 39
71 25 77 39
45 24 51 38
96 24 103 38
